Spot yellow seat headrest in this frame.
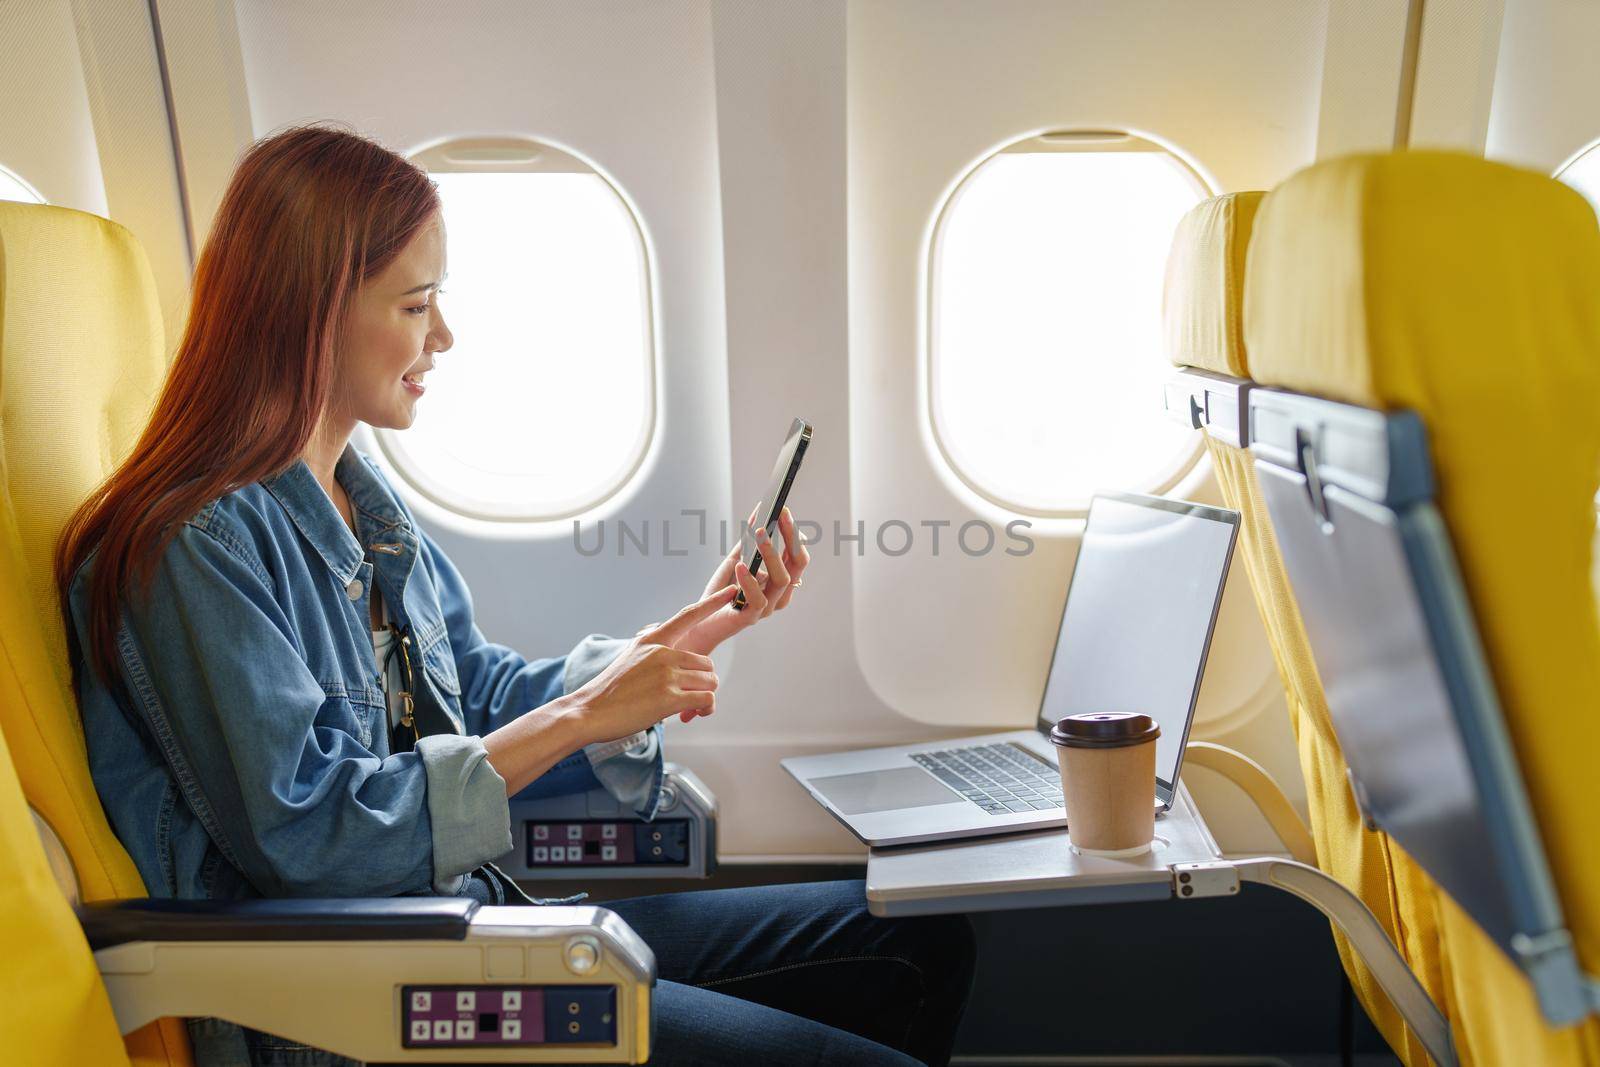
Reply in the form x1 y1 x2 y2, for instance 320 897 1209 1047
1161 191 1266 378
1242 150 1600 416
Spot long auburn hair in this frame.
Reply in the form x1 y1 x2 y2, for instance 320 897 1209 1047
56 123 440 685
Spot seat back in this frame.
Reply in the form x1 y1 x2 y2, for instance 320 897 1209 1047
0 201 191 1063
1162 191 1445 1066
0 676 128 1063
1245 151 1600 1062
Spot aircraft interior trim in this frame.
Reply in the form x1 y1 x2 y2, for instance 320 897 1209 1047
2 1 1598 1065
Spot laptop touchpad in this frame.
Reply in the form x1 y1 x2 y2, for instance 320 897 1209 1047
810 767 961 815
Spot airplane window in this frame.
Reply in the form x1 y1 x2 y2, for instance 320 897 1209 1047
376 138 654 522
0 165 45 205
930 132 1209 514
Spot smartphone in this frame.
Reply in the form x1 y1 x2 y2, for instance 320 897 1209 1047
734 417 813 610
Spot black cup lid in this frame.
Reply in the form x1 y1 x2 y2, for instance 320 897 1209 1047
1049 712 1160 750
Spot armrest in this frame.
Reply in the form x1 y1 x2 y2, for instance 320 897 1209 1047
77 896 476 950
1184 741 1317 865
89 903 656 1063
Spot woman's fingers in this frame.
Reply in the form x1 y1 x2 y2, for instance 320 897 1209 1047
674 668 718 692
734 559 767 617
673 648 716 672
669 685 715 710
675 691 716 722
754 528 789 617
768 511 806 617
647 584 739 645
678 700 716 726
779 507 810 577
773 574 803 612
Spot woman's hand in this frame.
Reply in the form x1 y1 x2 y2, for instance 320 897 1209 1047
672 506 811 664
483 586 735 797
568 584 736 742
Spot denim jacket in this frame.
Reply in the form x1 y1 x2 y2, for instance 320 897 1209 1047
68 444 663 901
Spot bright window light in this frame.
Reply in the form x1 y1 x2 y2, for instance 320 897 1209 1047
1558 141 1600 218
0 166 45 204
931 143 1209 514
376 165 653 521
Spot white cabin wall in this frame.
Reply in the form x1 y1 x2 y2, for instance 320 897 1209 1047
68 0 193 343
1313 0 1417 157
677 0 938 857
150 0 255 262
0 1 189 345
1408 0 1506 152
0 0 108 216
1484 0 1600 172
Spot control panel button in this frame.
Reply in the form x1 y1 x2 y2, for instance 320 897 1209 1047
432 1020 451 1041
410 1019 431 1042
601 844 618 861
504 1018 521 1041
566 824 583 841
504 990 522 1011
410 991 431 1012
457 991 476 1011
455 1019 474 1041
532 846 549 862
533 825 548 841
601 823 617 839
566 845 582 862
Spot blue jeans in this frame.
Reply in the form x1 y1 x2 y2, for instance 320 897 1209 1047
188 879 977 1066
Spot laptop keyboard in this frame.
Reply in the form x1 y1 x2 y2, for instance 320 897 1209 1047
911 743 1064 816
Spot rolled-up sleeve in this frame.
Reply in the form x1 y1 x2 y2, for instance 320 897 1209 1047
416 733 511 890
419 528 666 818
105 523 473 898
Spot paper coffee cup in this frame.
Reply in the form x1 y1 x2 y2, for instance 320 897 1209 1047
1049 712 1160 857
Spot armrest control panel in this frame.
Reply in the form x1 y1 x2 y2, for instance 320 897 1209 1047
526 819 690 868
402 985 615 1048
500 763 717 880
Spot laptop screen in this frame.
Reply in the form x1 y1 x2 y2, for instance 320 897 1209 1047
1033 493 1238 806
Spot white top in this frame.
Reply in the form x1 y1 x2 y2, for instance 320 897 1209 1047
370 592 406 732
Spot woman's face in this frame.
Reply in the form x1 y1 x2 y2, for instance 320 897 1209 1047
334 212 453 431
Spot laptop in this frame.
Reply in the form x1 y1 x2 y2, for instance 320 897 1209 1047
783 492 1239 848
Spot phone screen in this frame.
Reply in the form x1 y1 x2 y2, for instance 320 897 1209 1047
735 417 812 609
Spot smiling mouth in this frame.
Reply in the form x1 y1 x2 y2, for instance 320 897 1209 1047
402 371 427 395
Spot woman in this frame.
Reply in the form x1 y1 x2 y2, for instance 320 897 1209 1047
56 124 975 1066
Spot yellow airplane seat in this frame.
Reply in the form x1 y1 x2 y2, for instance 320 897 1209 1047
1244 151 1600 1064
0 201 657 1064
1162 191 1445 1065
0 199 186 1065
0 665 129 1063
